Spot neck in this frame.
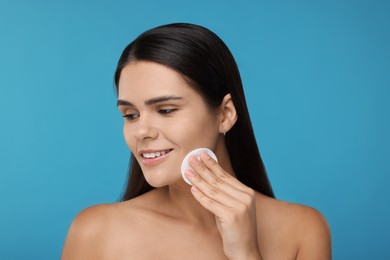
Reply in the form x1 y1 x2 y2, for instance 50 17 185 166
166 184 215 227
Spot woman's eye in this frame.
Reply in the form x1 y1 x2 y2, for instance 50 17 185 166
123 114 139 121
158 108 177 115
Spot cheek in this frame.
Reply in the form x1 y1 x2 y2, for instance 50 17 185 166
173 116 219 147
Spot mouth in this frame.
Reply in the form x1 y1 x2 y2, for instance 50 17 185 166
141 149 173 159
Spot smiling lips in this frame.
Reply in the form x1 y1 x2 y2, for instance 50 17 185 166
141 149 173 166
142 149 171 158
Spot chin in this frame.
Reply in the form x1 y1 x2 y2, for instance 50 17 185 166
145 181 166 188
144 174 183 188
141 163 182 187
143 173 171 188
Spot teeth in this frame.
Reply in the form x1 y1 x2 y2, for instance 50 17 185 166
142 150 169 158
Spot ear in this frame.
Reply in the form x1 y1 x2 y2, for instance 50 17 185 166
218 94 238 135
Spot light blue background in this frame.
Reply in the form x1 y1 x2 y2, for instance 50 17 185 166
1 0 389 259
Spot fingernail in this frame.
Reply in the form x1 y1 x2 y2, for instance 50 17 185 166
186 169 196 177
191 186 199 193
201 152 210 159
189 157 200 166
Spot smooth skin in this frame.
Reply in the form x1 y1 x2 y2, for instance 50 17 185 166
62 61 331 260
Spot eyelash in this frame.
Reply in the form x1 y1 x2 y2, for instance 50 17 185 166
122 114 139 121
122 109 178 121
158 108 177 115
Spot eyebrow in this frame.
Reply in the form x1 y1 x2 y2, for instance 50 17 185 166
117 95 183 107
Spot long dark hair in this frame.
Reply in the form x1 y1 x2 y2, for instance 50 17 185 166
114 23 275 200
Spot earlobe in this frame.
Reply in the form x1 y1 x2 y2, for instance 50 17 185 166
219 94 238 134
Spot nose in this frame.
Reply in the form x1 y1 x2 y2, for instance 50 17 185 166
133 115 158 140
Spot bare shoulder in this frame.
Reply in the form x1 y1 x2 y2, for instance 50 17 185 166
61 190 165 260
255 193 332 259
61 201 141 260
61 204 116 259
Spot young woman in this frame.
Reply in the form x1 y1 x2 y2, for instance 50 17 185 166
62 23 331 259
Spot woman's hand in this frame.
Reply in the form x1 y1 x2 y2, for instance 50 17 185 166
185 152 262 260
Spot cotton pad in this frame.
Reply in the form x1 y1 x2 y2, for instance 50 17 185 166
181 148 218 185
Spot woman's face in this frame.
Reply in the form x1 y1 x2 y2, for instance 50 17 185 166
117 61 221 187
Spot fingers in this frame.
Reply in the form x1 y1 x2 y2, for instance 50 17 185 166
188 152 252 195
185 152 255 216
189 185 232 218
187 168 239 209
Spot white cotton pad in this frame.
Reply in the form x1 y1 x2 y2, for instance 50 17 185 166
181 148 218 185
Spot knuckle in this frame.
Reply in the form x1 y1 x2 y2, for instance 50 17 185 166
237 202 248 213
205 197 215 205
210 177 224 186
196 162 207 172
216 171 229 180
224 211 235 222
199 192 208 201
243 191 255 204
206 186 219 197
247 188 256 197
